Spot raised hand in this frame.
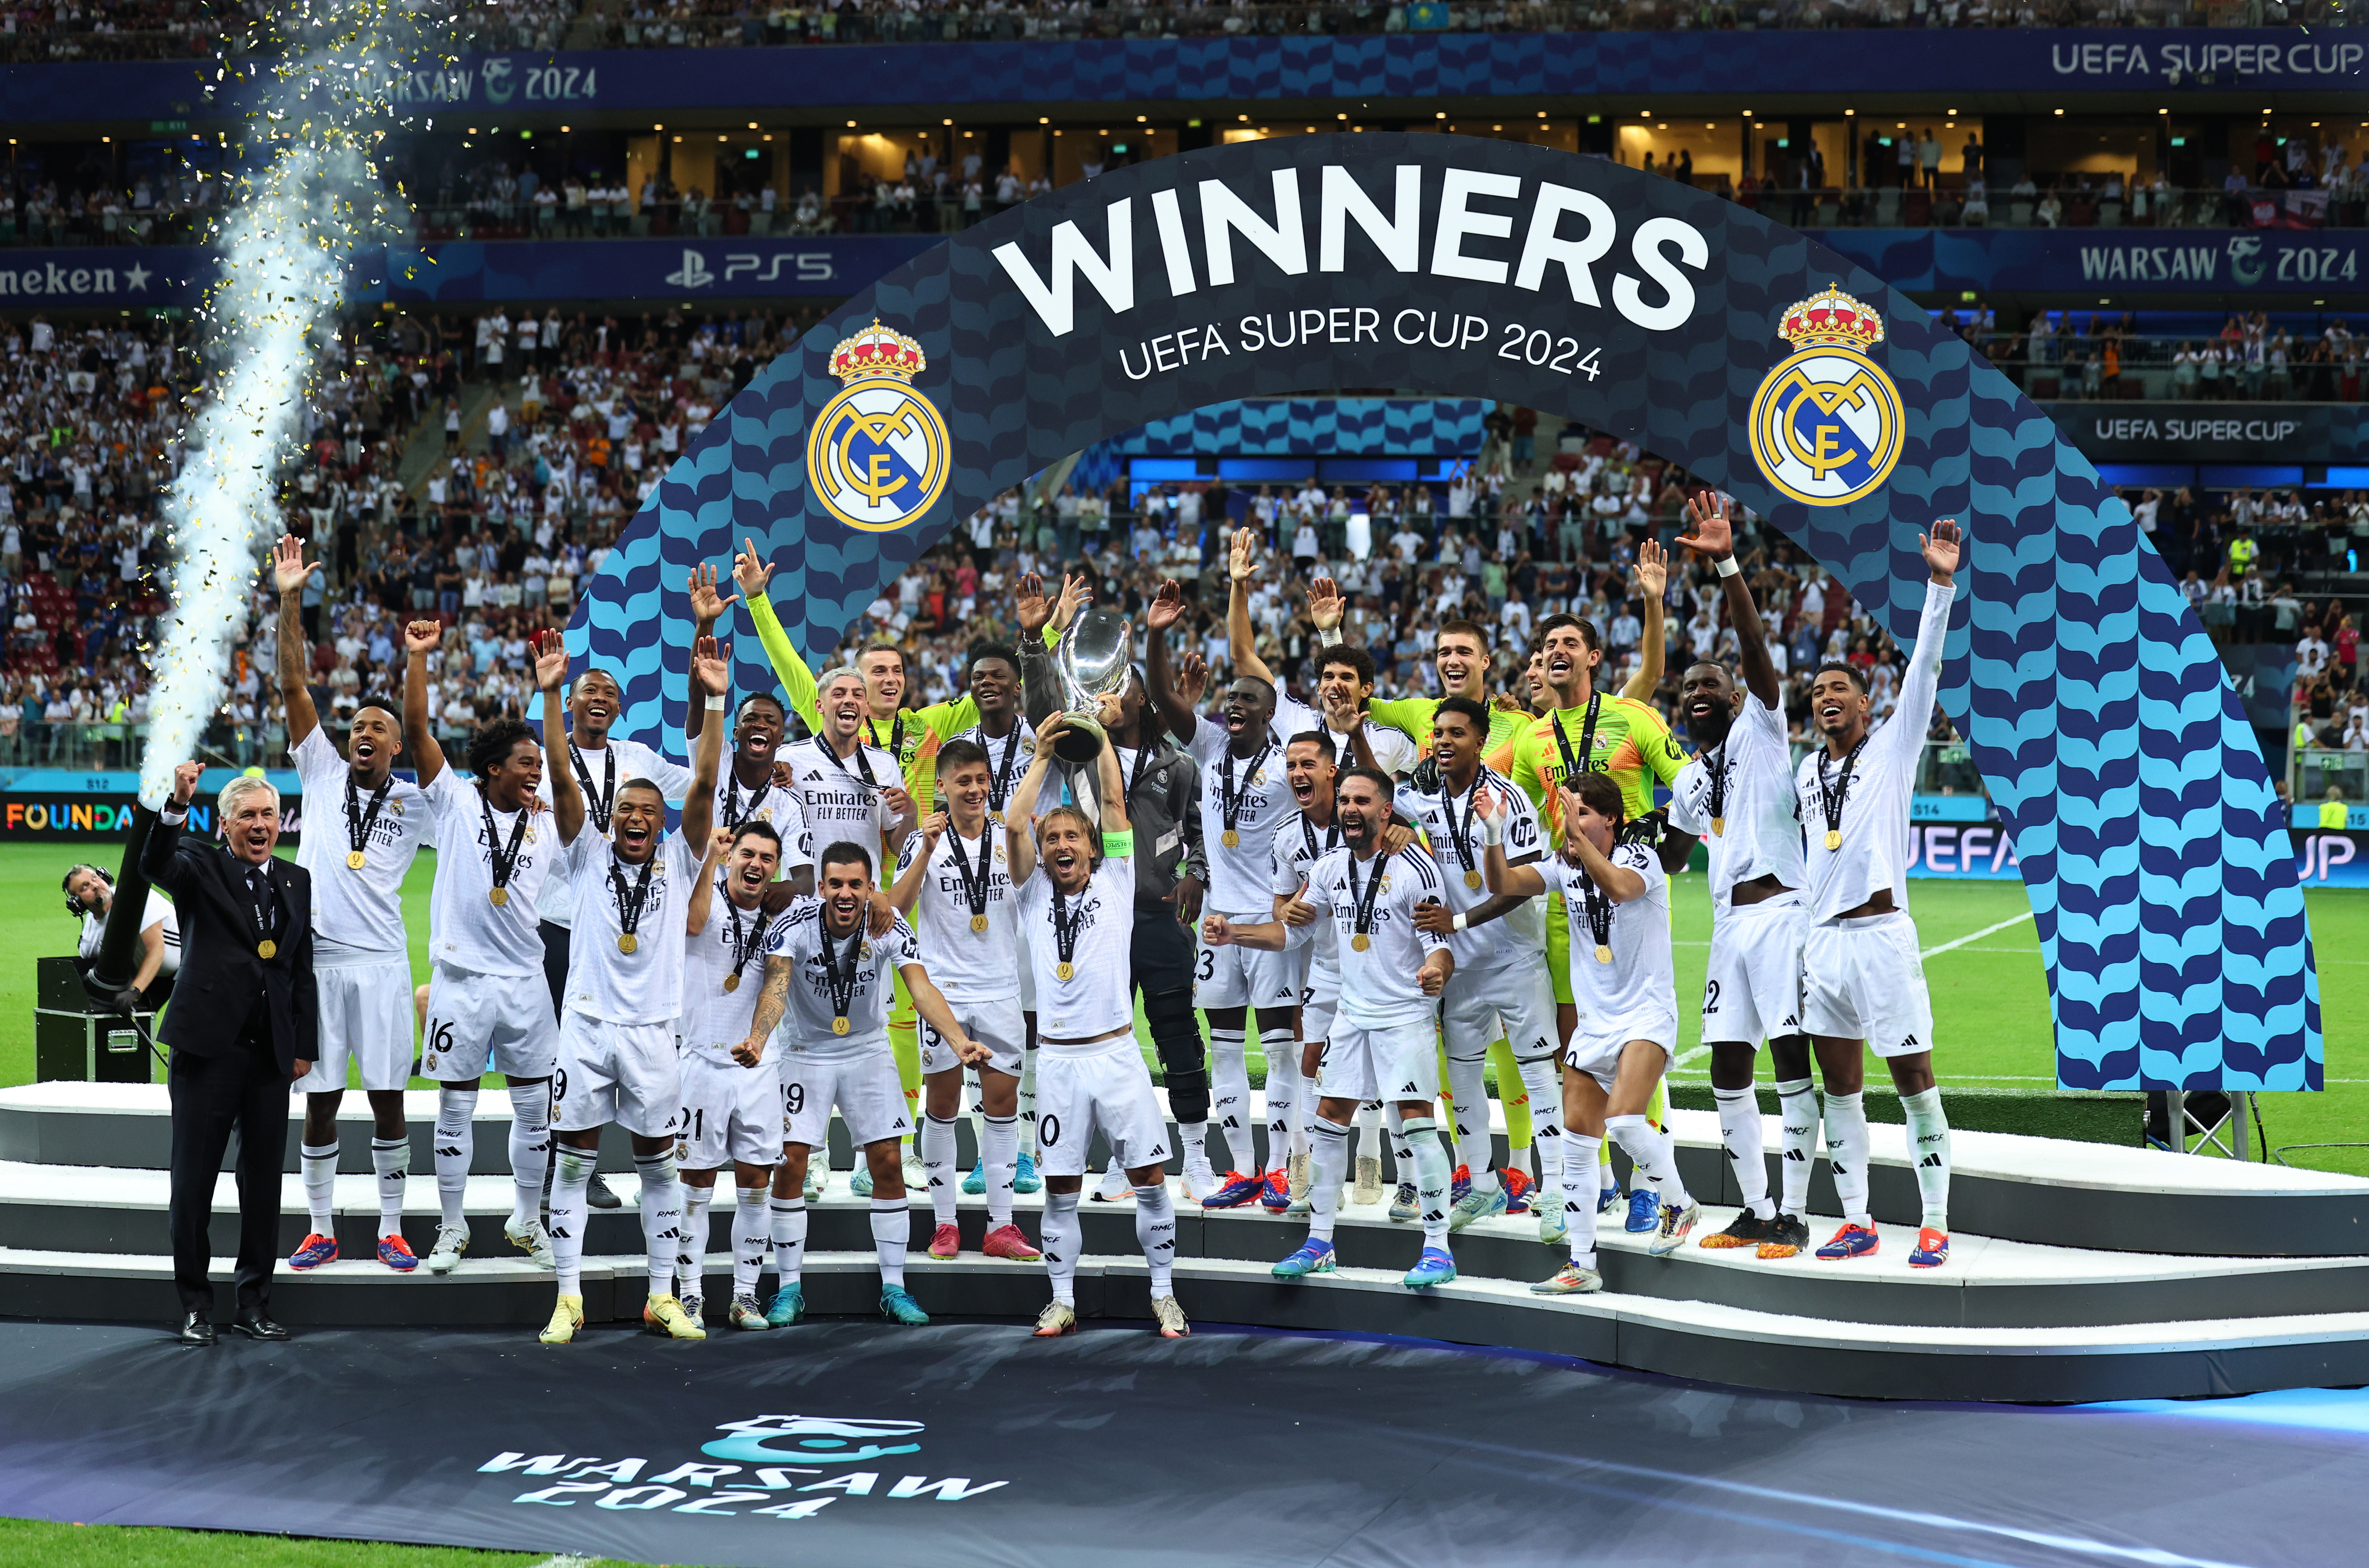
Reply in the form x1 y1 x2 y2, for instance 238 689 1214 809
686 562 739 625
691 633 729 696
1676 490 1733 560
1174 648 1209 710
1033 710 1076 747
917 809 948 851
403 618 442 654
709 826 735 860
731 535 775 598
1015 572 1051 637
1304 575 1344 631
1921 518 1964 583
532 629 569 692
1228 526 1259 584
1145 578 1184 632
1634 537 1666 601
1051 572 1091 633
1471 784 1502 821
170 760 203 806
271 534 321 597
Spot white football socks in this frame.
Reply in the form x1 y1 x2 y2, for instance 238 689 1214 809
549 1143 593 1296
300 1141 338 1234
505 1080 551 1232
1207 1027 1251 1172
1823 1089 1873 1228
433 1088 476 1229
1403 1116 1453 1250
869 1197 908 1287
1560 1130 1602 1268
731 1185 768 1301
678 1182 714 1300
1606 1113 1691 1209
1714 1085 1775 1221
771 1195 807 1285
921 1113 960 1226
1356 1100 1384 1161
1043 1189 1081 1306
1775 1077 1818 1217
1519 1053 1564 1196
1901 1086 1952 1230
983 1113 1019 1229
1134 1183 1176 1294
371 1136 408 1236
634 1152 683 1298
1263 1047 1299 1176
1018 1038 1039 1157
1445 1054 1499 1195
1307 1117 1351 1243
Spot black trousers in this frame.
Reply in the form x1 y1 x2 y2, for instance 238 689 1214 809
538 920 570 1020
166 1038 288 1316
1131 903 1207 1125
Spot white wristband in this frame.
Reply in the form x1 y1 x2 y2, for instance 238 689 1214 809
1450 911 1469 932
1317 627 1342 648
704 694 727 712
1478 813 1504 846
1714 556 1741 579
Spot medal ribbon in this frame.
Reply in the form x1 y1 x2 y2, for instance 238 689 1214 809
1441 771 1485 874
570 744 617 834
1705 741 1732 829
1579 871 1615 954
1049 881 1085 974
1299 812 1341 863
821 921 864 1020
986 727 1025 815
725 897 773 982
1344 846 1393 947
945 828 992 922
1549 694 1604 790
1218 740 1273 842
479 793 531 898
345 769 393 859
1816 734 1871 848
608 852 656 944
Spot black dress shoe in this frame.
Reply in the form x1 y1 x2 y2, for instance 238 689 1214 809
229 1311 291 1341
178 1312 216 1347
586 1172 622 1210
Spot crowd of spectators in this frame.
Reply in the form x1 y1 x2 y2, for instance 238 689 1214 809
0 0 565 64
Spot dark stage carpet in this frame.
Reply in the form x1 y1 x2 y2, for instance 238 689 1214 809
0 1317 2353 1567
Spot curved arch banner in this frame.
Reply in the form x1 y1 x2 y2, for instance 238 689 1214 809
576 133 2320 1093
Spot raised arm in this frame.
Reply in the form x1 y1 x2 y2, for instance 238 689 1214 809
1620 538 1665 702
680 564 741 745
1002 710 1069 886
734 535 821 733
679 634 728 848
1568 823 1649 903
1226 528 1277 686
1141 578 1199 745
1092 691 1129 834
402 619 447 785
535 631 586 845
271 534 321 748
1677 492 1780 708
1891 518 1963 760
887 815 945 915
141 762 205 893
686 827 730 937
1472 784 1547 899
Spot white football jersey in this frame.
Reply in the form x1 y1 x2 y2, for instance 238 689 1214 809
290 727 430 961
1269 809 1344 1002
1288 842 1451 1031
534 736 697 929
776 900 919 1056
713 770 814 876
1794 581 1955 923
422 767 557 978
680 879 792 1064
1668 693 1806 923
1190 710 1308 914
558 828 702 1026
951 721 1037 821
782 735 903 865
895 822 1019 1005
1014 848 1137 1047
1535 847 1674 1033
1394 765 1544 973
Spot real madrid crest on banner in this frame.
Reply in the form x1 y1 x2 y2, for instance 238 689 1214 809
1747 285 1904 509
805 319 951 532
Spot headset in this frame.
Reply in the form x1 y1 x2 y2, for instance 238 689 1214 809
62 863 113 917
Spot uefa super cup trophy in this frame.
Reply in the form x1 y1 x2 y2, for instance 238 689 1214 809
1051 605 1132 764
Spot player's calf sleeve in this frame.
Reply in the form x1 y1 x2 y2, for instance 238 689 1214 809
983 1113 1019 1228
1445 1053 1496 1193
1207 1028 1251 1171
1488 1037 1534 1160
678 1183 713 1300
371 1136 408 1235
1606 1113 1690 1208
1385 1103 1413 1179
1043 1190 1082 1306
921 1113 960 1226
1560 1131 1603 1267
770 1196 807 1284
1715 1085 1773 1220
1308 1117 1351 1242
434 1088 477 1230
869 1197 908 1288
505 1080 551 1230
1134 1183 1176 1293
1775 1077 1818 1217
549 1144 593 1297
1357 1101 1384 1160
1518 1055 1563 1190
1264 1047 1298 1175
1823 1089 1873 1228
1403 1117 1453 1249
732 1186 769 1301
1901 1087 1951 1230
300 1141 338 1234
1018 1041 1039 1157
634 1152 683 1298
891 1022 921 1145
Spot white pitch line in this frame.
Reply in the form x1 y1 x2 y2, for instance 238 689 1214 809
1919 910 2035 959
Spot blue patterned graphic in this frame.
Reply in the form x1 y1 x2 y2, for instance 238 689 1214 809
1117 398 1487 457
573 136 2320 1092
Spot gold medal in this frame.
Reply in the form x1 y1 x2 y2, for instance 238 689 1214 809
347 850 367 870
1056 961 1075 981
1594 944 1613 963
970 913 989 933
1824 830 1842 850
723 973 740 993
1222 829 1240 848
257 939 277 960
618 933 638 955
1710 818 1724 837
832 1015 851 1036
1351 933 1371 952
1464 870 1483 890
489 887 508 907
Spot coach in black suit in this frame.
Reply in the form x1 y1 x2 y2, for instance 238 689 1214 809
143 760 316 1346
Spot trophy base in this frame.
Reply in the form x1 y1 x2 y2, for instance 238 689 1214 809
1052 713 1108 765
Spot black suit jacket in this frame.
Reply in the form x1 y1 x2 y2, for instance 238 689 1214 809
139 805 317 1075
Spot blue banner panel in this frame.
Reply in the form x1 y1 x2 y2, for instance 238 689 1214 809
0 30 2358 123
1818 228 2369 297
0 248 209 308
376 236 941 303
